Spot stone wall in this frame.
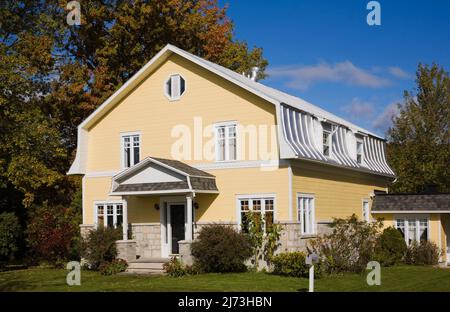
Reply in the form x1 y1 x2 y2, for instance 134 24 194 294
277 221 331 254
116 240 137 262
80 224 94 239
131 223 161 258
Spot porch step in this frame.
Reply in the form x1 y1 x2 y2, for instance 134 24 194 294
126 258 170 274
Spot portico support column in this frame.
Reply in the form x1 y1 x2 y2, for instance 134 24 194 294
122 197 128 240
186 194 193 241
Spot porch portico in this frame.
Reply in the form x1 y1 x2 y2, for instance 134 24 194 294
109 157 218 260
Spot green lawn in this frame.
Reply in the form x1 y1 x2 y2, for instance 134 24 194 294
1 265 449 292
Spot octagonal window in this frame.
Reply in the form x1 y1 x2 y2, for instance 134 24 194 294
165 74 185 100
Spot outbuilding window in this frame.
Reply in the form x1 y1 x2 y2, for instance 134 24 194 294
395 217 429 246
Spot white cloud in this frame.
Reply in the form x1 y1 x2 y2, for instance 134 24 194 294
372 102 402 133
342 98 376 120
268 61 391 90
388 66 413 79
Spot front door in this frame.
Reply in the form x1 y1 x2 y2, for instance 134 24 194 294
169 204 185 254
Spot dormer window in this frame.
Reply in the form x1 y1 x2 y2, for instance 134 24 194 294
322 123 332 156
356 138 364 164
165 74 185 100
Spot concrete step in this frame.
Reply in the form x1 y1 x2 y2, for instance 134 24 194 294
126 258 170 274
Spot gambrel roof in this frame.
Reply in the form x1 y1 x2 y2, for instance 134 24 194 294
68 44 395 177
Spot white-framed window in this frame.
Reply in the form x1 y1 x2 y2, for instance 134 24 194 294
297 194 315 235
356 138 364 164
362 199 370 222
322 123 332 156
121 133 140 168
237 195 275 234
215 122 237 161
95 202 124 228
164 74 186 100
395 217 429 246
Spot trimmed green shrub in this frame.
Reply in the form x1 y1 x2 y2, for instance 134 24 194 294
0 212 21 264
98 258 128 275
191 224 252 273
271 252 322 278
405 241 440 265
374 227 407 266
308 214 383 273
81 226 122 270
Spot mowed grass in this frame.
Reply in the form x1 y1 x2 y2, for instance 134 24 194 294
1 265 450 292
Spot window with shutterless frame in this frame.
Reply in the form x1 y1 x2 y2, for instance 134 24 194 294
95 202 124 229
395 216 429 246
215 122 237 161
121 132 140 168
322 122 332 157
297 193 315 235
237 195 275 234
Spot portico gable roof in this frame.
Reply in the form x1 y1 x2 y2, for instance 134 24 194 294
110 157 218 196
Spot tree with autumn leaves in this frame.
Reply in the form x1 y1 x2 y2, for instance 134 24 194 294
0 0 267 263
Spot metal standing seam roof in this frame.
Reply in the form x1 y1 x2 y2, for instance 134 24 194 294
372 194 450 212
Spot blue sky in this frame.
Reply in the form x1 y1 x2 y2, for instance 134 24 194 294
220 0 450 137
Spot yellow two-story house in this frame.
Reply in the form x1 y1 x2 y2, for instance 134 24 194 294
68 44 448 266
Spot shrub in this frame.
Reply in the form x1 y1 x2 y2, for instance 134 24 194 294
271 252 322 278
0 212 21 264
26 202 79 264
99 258 128 275
191 224 252 273
374 227 407 266
405 241 440 265
308 214 383 274
243 211 283 269
81 226 122 270
163 257 188 277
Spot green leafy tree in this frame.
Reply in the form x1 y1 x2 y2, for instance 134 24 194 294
387 64 450 193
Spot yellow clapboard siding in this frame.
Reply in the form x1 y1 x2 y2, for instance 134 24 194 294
86 54 277 172
291 160 388 222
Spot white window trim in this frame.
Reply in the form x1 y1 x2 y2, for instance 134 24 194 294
93 200 126 229
322 128 332 157
297 193 316 235
236 193 276 233
164 73 186 101
394 214 430 246
362 198 370 222
214 121 238 162
356 137 364 165
120 131 141 169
